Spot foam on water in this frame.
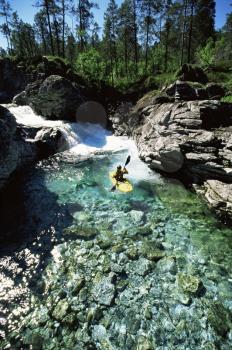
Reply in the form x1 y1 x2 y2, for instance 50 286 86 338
6 104 160 183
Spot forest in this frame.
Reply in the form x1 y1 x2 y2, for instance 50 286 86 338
0 1 232 91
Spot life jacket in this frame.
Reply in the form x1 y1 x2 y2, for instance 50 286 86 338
114 168 128 182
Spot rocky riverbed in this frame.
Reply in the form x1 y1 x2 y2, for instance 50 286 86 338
0 152 232 349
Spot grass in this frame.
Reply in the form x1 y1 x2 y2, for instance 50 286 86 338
221 95 232 103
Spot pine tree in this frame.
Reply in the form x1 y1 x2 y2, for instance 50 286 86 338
194 0 216 46
118 0 135 79
0 0 12 53
66 31 77 65
35 0 55 55
132 0 138 71
139 0 162 72
34 10 49 54
91 21 100 48
75 0 98 52
187 0 197 62
10 11 23 56
103 15 114 85
103 0 119 79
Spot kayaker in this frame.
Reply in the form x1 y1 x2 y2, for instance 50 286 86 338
113 165 128 182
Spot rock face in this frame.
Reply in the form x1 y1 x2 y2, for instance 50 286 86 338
203 180 232 220
110 83 232 221
0 106 67 191
0 106 36 190
0 58 35 102
14 75 85 121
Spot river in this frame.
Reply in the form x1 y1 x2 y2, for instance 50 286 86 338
0 105 231 349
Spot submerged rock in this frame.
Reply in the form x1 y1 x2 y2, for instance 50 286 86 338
156 256 177 274
207 301 232 337
177 273 203 295
52 299 69 321
92 275 116 306
140 241 165 261
64 225 98 240
129 210 145 224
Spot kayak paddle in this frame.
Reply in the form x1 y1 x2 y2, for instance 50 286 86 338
110 155 131 192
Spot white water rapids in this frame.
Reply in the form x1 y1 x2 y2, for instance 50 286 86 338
5 104 160 183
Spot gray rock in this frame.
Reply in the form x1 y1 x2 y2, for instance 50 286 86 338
129 210 145 224
92 325 107 342
110 95 232 221
0 106 36 190
203 180 232 219
92 276 116 306
134 258 152 276
156 256 177 274
35 127 69 155
14 75 85 121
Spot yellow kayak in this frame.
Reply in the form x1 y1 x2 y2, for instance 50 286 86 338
109 172 133 193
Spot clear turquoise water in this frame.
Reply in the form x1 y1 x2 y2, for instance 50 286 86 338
1 151 232 349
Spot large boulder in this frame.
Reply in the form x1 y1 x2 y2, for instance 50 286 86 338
176 64 208 84
35 127 69 157
14 75 85 121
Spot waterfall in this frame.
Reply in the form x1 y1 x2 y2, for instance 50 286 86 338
5 104 160 183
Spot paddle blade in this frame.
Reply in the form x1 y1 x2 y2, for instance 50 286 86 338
124 155 131 167
110 185 117 191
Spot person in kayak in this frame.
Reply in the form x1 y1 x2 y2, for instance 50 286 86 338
113 165 128 182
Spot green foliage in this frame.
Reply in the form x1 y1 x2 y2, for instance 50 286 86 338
221 96 232 103
75 48 105 82
196 38 215 68
154 72 176 88
0 0 231 96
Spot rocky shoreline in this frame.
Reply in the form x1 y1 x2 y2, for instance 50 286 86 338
0 105 68 192
110 81 232 223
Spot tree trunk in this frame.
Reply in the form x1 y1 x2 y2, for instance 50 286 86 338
132 0 138 73
5 14 12 53
112 18 118 77
109 38 114 86
40 23 47 54
164 21 170 72
78 0 84 51
54 15 61 56
187 0 194 62
62 0 65 57
45 0 55 55
180 0 188 66
124 30 128 80
145 0 151 73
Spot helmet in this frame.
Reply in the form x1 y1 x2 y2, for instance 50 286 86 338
117 165 122 170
